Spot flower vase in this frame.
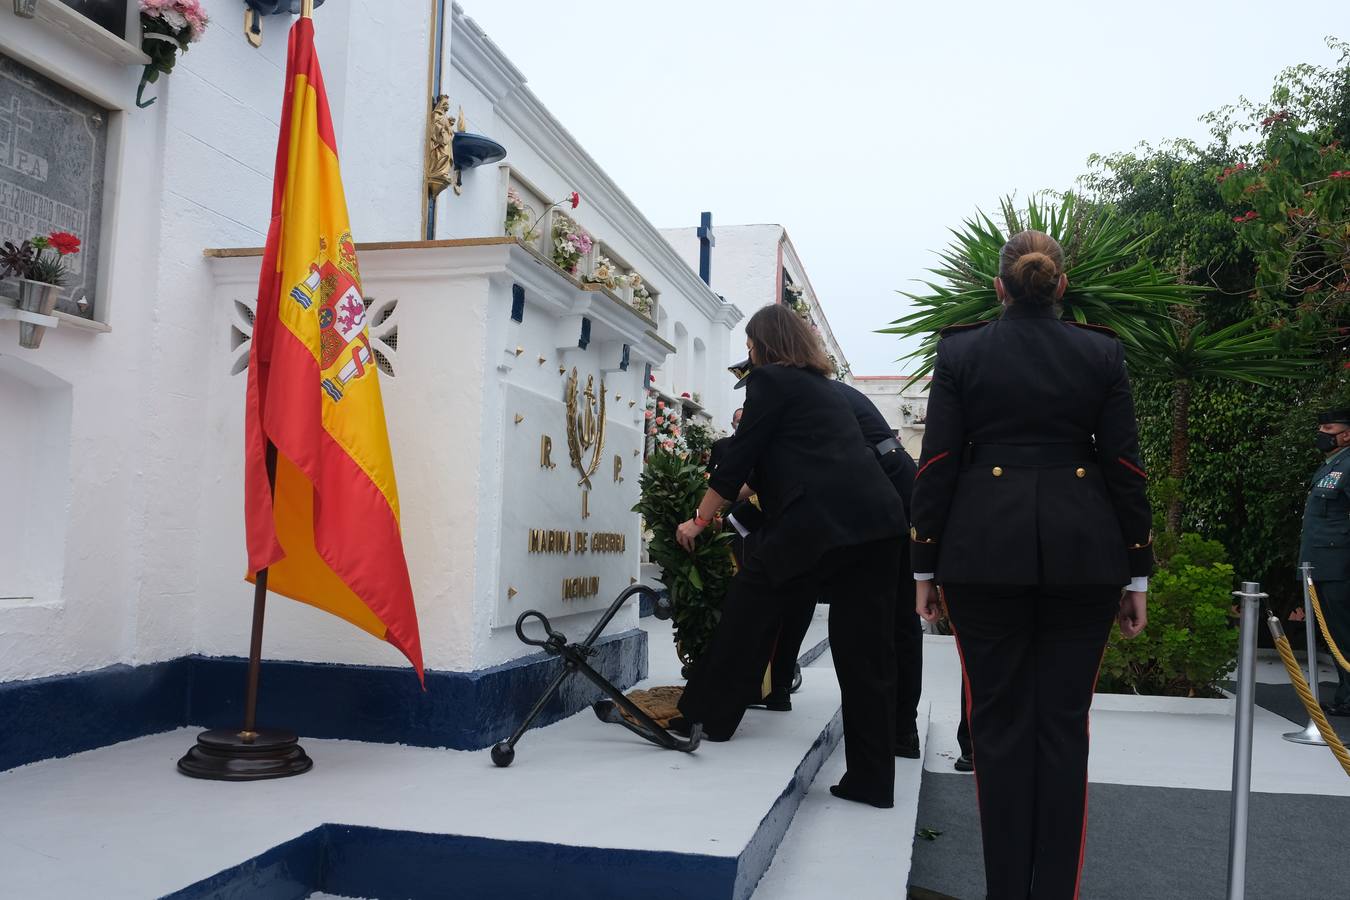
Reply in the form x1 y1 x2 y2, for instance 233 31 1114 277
16 278 60 349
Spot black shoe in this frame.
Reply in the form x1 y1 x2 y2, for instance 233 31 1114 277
829 783 894 809
1321 702 1350 718
953 753 974 773
666 716 729 742
894 732 921 759
747 689 792 712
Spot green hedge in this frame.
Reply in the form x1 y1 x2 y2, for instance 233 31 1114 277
1099 533 1237 697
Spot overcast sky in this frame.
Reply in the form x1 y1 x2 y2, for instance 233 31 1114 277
463 1 1344 375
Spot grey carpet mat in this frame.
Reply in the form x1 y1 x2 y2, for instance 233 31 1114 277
908 771 1349 900
1250 681 1350 742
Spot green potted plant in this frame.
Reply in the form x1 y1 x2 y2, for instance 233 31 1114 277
0 231 80 349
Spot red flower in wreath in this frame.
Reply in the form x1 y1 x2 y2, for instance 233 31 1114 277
48 231 81 255
569 191 581 209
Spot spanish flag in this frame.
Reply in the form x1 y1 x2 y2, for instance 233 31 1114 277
243 17 424 683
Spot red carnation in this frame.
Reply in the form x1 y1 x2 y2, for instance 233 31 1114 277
48 231 81 255
569 191 580 209
681 392 691 398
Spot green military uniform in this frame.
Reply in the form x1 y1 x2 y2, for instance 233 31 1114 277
1299 423 1350 712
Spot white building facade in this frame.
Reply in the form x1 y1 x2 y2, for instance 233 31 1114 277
661 223 850 425
0 0 739 761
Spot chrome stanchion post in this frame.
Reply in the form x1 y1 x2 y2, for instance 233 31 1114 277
1284 563 1327 745
1227 581 1266 900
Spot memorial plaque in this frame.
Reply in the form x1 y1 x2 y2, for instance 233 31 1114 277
0 54 107 318
496 379 642 626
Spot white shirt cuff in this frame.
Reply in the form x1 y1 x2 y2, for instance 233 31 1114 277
914 573 935 581
727 513 750 538
1127 576 1148 592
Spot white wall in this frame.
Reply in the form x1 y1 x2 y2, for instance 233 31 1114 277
0 0 736 682
0 4 174 681
661 223 854 422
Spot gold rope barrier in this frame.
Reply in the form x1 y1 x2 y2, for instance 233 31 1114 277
1305 577 1350 673
1266 613 1350 777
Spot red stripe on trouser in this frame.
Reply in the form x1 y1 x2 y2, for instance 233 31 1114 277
1073 643 1111 900
947 619 983 823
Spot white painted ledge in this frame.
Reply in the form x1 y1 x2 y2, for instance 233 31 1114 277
29 0 149 67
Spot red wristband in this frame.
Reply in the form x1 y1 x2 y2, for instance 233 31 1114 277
694 514 712 528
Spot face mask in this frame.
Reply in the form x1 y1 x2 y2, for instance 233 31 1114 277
1316 432 1340 454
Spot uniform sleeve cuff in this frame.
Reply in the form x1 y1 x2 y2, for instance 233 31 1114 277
1127 576 1148 592
914 573 934 581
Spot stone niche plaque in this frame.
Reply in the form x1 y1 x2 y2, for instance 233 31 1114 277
0 53 107 318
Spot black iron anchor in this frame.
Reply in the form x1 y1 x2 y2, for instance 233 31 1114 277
490 584 702 766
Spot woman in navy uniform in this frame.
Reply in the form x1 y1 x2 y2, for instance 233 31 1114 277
911 230 1151 899
672 303 906 807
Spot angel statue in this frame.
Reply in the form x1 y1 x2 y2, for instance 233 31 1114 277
426 94 459 198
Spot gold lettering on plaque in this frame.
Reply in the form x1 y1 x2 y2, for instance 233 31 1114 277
589 532 626 553
564 368 606 488
575 531 588 553
540 435 556 469
582 490 590 519
561 576 601 600
613 454 623 484
528 529 573 554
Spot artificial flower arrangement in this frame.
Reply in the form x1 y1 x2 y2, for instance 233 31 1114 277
644 391 685 455
136 0 210 108
629 273 653 315
584 255 624 291
504 187 531 237
0 231 81 348
1 231 81 287
552 215 592 275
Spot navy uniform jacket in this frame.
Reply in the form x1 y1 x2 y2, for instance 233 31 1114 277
1299 447 1350 581
909 303 1153 585
709 364 906 583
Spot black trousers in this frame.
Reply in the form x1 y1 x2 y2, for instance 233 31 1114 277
770 545 924 743
679 537 902 800
944 583 1119 900
1314 579 1350 706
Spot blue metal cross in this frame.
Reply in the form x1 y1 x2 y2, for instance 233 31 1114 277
697 211 714 286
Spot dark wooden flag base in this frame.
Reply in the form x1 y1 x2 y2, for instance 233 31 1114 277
177 727 313 781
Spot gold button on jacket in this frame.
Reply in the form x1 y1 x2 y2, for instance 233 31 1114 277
992 466 1003 477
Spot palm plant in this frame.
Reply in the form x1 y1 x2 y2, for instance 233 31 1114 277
881 193 1195 378
1121 312 1319 532
885 192 1320 532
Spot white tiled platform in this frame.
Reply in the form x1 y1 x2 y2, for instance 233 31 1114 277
0 611 846 900
6 617 1344 900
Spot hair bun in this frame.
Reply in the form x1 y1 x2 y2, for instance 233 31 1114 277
1008 251 1059 300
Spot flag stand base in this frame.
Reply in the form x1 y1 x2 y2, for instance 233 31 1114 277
176 727 313 781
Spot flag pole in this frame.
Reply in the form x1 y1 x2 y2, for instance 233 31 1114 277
240 440 277 735
301 0 314 18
